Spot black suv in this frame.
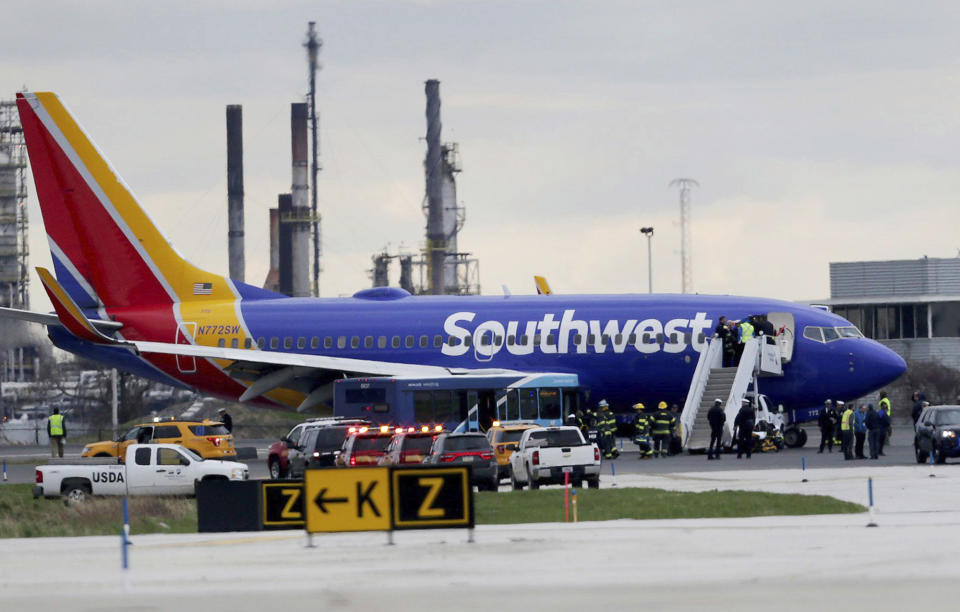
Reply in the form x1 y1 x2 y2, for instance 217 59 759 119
915 405 960 464
425 432 498 491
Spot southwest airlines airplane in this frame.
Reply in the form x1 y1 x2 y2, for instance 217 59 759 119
6 92 905 416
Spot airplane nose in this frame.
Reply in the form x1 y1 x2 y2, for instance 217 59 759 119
866 342 907 388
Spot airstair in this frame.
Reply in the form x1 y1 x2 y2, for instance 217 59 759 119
681 336 784 451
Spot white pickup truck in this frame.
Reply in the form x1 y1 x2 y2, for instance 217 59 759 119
34 443 249 502
509 426 601 490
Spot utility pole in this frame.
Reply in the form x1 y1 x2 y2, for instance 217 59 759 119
669 178 699 293
640 227 654 293
304 22 322 296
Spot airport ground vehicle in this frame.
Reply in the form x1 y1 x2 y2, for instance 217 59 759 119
380 428 441 465
486 421 542 480
81 419 236 460
425 432 498 491
35 444 248 502
510 426 601 490
267 417 370 478
334 373 580 432
336 427 394 467
914 405 960 464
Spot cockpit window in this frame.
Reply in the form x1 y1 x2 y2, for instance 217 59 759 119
803 327 824 343
837 326 863 339
803 325 864 343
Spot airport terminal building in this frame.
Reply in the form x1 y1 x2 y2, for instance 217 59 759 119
819 256 960 370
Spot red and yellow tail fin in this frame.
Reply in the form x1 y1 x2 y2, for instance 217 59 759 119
36 267 119 345
17 92 275 309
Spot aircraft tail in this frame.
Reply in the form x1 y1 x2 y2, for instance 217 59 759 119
16 92 278 310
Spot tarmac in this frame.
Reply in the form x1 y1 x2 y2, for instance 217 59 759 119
1 458 956 611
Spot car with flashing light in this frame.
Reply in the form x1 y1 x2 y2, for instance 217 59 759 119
267 417 371 479
336 426 395 467
81 419 236 460
35 443 248 502
509 426 601 490
424 432 498 491
914 405 960 464
486 421 542 480
379 426 445 465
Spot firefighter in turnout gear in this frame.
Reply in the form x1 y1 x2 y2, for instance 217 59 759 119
651 401 675 458
597 400 619 459
631 403 653 458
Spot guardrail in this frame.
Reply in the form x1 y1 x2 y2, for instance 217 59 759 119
680 338 722 446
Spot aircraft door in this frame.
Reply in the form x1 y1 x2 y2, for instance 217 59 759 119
473 329 495 362
766 312 795 363
175 322 197 374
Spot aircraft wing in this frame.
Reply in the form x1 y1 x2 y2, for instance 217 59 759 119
30 266 524 411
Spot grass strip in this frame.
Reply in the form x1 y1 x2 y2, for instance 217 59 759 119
0 483 864 538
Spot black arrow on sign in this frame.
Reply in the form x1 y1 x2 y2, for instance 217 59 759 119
314 488 348 513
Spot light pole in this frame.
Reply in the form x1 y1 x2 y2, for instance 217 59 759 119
640 227 654 294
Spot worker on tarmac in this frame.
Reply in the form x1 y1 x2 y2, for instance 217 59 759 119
651 401 675 458
706 399 725 460
597 401 619 459
840 401 855 460
818 399 836 453
737 318 755 364
734 398 755 459
878 390 893 444
631 403 653 459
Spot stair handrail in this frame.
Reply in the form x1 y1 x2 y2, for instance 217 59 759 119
680 337 722 446
724 338 761 440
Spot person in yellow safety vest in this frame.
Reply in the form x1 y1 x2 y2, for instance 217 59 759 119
597 401 619 459
878 391 893 444
735 319 754 364
631 403 653 458
651 401 675 457
47 407 66 458
840 401 855 460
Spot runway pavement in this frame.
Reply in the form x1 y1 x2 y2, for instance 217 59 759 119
1 459 955 611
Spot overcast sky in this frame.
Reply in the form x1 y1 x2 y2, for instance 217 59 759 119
3 1 959 313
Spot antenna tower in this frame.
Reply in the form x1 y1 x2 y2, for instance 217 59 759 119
669 178 698 293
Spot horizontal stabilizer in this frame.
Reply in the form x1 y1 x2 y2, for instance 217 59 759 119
36 267 126 345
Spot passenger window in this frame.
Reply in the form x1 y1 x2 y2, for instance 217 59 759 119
154 425 181 439
351 336 360 349
365 336 374 348
573 334 582 345
257 337 266 349
405 336 414 348
310 337 320 349
601 334 610 346
545 334 555 346
507 335 516 346
480 335 491 347
243 338 252 349
323 337 332 349
628 334 637 344
434 335 443 348
520 335 529 345
283 337 293 349
614 334 623 345
230 338 239 349
337 336 346 349
447 336 458 347
392 336 401 348
419 335 429 348
463 336 473 347
297 337 306 349
587 334 596 345
134 447 151 466
217 338 226 348
288 427 302 446
656 333 664 344
803 327 824 343
378 336 387 348
270 337 279 349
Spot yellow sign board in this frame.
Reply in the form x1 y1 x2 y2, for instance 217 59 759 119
262 481 304 528
304 468 391 533
391 467 472 529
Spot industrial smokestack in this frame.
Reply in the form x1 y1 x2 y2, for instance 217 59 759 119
424 79 445 295
290 103 311 297
226 105 245 282
399 255 414 294
278 194 293 297
262 208 280 293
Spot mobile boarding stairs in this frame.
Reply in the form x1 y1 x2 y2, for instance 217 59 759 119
680 333 791 453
